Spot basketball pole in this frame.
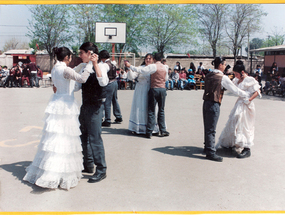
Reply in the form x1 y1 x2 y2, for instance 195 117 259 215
112 43 115 61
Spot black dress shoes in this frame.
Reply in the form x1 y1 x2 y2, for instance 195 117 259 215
102 121 111 127
160 131 170 137
145 133 152 139
237 148 251 159
206 154 223 162
82 167 94 174
114 118 123 123
88 172 107 183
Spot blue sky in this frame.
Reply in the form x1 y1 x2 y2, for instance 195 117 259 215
0 4 284 51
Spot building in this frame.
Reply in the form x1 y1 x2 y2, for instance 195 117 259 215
250 45 285 75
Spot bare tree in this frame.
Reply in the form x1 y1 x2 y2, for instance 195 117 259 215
225 4 267 62
196 4 228 58
2 38 29 52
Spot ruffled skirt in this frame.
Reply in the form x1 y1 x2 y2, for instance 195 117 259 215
23 94 83 190
217 98 256 151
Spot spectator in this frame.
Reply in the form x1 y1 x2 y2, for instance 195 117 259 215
187 74 196 90
165 68 174 90
27 59 38 88
172 68 179 89
36 65 43 87
197 62 205 71
174 61 182 72
254 71 262 93
22 62 30 87
4 66 16 88
118 68 127 89
14 66 22 87
255 65 262 77
178 67 188 90
126 67 136 90
0 66 8 87
189 62 196 73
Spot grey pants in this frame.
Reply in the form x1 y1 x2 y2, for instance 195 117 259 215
79 103 107 174
203 100 220 156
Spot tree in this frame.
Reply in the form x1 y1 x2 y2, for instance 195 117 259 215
102 5 147 54
71 5 103 45
225 4 267 62
143 5 196 55
196 4 228 58
267 27 285 46
245 37 264 55
2 37 29 52
27 5 73 71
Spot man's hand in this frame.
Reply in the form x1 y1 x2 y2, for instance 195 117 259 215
90 53 98 64
53 85 57 93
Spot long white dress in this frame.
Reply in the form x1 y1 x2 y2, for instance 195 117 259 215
127 66 159 134
23 61 84 190
217 76 261 150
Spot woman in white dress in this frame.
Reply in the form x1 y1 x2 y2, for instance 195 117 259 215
217 60 261 159
127 53 159 135
23 47 97 189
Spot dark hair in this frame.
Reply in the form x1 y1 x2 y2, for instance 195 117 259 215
79 42 99 55
154 52 164 62
233 60 245 74
99 50 110 60
53 46 72 61
141 53 154 66
211 57 226 69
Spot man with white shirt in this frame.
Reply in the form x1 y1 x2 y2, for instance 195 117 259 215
99 50 123 127
125 52 170 139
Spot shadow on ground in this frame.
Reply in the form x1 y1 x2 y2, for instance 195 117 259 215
0 161 57 194
152 146 205 160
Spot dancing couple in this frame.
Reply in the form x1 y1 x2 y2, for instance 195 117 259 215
125 52 170 139
23 42 109 190
203 57 261 162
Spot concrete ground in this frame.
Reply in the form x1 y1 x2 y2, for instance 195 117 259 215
0 86 285 212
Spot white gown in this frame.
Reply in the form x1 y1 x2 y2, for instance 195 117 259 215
217 76 261 150
127 66 159 134
23 61 84 190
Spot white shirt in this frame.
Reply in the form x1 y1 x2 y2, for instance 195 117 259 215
130 63 168 81
212 69 249 98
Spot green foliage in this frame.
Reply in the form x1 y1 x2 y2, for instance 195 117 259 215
142 4 196 55
102 4 147 54
28 5 74 70
71 5 103 44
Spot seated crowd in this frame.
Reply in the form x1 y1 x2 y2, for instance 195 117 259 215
165 61 210 91
0 60 43 88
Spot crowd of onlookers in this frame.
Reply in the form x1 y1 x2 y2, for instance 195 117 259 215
2 59 285 97
0 60 43 88
262 62 285 97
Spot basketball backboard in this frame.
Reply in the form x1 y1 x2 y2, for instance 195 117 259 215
95 22 126 44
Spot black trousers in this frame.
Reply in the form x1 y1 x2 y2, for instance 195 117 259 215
146 88 167 135
203 100 220 156
79 103 107 174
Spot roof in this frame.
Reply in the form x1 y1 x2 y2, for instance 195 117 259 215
250 45 285 52
4 49 34 55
